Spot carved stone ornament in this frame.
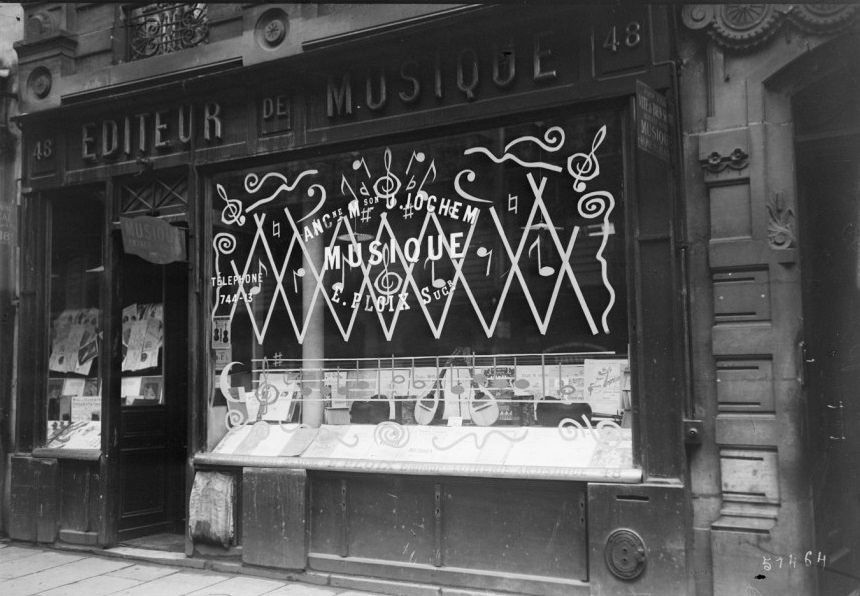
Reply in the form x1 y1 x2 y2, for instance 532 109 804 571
700 147 750 173
255 8 290 50
790 4 859 34
682 4 858 51
767 192 796 250
27 66 52 99
26 12 57 40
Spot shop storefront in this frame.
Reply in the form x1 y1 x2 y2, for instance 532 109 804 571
11 3 856 595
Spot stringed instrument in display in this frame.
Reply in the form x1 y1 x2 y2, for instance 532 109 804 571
414 347 467 425
467 358 500 427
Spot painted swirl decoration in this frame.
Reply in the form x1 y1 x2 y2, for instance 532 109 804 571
373 421 410 448
213 232 237 255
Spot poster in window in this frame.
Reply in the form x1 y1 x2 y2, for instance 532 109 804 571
584 359 626 415
71 395 101 421
139 376 163 403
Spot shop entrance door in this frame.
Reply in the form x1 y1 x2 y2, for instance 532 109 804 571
796 76 860 594
117 250 188 541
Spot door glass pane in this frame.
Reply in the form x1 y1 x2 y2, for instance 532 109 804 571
120 254 165 406
45 196 103 449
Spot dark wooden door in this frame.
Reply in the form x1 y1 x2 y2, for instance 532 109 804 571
117 251 188 540
798 123 860 593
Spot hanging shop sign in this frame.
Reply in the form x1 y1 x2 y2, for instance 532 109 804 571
120 215 187 265
0 202 13 246
635 80 670 162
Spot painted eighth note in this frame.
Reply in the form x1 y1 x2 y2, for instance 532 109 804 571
292 267 306 292
248 261 267 299
477 246 493 277
529 238 555 277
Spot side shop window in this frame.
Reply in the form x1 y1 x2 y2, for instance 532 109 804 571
208 107 634 470
44 197 104 449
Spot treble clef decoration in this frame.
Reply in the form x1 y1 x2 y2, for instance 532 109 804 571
217 184 246 226
566 125 607 193
374 148 402 209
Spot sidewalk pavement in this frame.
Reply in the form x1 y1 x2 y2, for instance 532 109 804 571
0 541 386 596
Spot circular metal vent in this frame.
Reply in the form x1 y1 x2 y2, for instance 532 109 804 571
604 528 646 581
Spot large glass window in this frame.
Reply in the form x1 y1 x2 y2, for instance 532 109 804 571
45 196 103 450
208 108 633 471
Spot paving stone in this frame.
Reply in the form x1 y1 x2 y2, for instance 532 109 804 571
0 546 44 563
104 563 181 582
111 570 232 596
0 555 131 596
261 585 340 596
37 573 141 596
185 575 285 596
0 551 84 580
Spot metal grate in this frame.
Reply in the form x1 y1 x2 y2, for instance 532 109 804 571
126 3 208 61
119 175 188 217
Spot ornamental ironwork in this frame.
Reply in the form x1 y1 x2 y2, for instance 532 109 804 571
126 3 208 61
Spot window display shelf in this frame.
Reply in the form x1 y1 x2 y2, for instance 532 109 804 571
197 422 638 482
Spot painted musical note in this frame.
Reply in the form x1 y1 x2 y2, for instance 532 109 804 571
508 193 518 214
374 148 402 208
272 220 281 238
476 246 493 277
567 124 606 192
528 238 555 277
248 261 268 298
405 150 426 174
292 267 306 293
424 257 447 289
332 263 346 295
341 174 358 201
352 157 371 177
416 160 437 196
359 182 371 197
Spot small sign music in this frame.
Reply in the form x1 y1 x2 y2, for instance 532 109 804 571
120 215 187 264
0 203 13 246
635 80 670 162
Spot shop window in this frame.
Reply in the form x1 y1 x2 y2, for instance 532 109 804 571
208 108 633 472
45 196 104 450
125 3 208 62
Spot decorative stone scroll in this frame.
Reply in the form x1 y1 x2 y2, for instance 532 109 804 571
766 192 796 250
682 4 858 51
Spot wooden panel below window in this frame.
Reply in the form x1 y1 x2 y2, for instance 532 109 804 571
308 473 587 582
9 456 59 543
59 460 100 533
242 467 307 569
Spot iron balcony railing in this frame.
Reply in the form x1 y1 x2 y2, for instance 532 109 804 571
126 3 208 61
